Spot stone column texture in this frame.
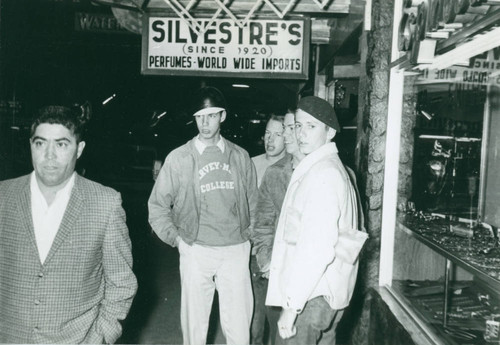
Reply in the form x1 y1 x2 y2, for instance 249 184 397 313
351 0 394 343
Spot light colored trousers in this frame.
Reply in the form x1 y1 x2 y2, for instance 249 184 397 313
178 240 253 345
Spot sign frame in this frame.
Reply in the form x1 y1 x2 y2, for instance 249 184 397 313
141 15 310 80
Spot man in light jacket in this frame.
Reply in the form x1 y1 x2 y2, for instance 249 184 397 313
266 96 360 345
148 86 258 345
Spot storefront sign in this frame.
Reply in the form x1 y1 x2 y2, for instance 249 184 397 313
75 12 129 33
416 66 500 86
416 50 500 86
141 16 310 79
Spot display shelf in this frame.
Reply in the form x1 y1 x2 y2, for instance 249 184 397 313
397 214 500 292
391 7 500 69
435 8 500 54
393 214 500 345
378 286 445 345
392 280 498 345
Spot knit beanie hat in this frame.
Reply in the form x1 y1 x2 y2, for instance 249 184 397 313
297 96 340 132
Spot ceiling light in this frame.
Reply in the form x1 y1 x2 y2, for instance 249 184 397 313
102 93 117 105
232 84 250 88
420 110 434 121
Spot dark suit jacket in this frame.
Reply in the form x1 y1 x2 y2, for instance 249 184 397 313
0 173 137 344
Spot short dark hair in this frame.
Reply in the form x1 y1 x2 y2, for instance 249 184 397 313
192 86 227 115
267 114 285 125
31 106 87 143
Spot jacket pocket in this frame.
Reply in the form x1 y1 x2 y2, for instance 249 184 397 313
335 229 368 265
282 206 301 245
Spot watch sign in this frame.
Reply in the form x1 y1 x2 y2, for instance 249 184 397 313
141 16 310 79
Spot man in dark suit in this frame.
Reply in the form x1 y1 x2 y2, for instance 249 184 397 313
0 105 138 344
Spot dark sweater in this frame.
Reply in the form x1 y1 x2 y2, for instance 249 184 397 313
251 153 294 270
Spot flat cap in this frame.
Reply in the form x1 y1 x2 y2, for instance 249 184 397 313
297 96 340 132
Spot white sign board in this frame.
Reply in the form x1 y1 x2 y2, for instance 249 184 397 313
142 17 310 79
416 49 500 86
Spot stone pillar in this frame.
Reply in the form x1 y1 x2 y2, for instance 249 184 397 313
351 0 394 343
350 0 421 339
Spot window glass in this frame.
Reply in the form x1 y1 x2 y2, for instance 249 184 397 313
392 46 500 344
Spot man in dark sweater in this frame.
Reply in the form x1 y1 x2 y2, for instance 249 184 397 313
252 111 304 279
148 87 258 345
250 111 304 345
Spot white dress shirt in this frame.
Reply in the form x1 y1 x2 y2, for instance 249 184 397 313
31 172 75 264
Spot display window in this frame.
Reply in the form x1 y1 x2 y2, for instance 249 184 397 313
380 6 500 345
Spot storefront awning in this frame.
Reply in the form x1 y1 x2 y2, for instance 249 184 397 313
95 0 365 46
94 0 355 16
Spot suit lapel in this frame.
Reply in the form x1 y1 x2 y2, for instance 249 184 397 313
16 175 41 263
43 175 85 266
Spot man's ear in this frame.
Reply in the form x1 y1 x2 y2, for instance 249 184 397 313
77 141 86 159
220 111 227 123
327 127 336 141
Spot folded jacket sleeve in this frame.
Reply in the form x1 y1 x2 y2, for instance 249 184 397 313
148 154 181 247
252 170 279 273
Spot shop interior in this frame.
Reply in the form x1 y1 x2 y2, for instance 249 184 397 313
1 0 500 344
380 7 500 342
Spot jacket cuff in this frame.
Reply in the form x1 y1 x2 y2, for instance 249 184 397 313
284 296 304 314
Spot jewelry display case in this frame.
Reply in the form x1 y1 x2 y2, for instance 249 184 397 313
378 3 500 344
392 215 500 344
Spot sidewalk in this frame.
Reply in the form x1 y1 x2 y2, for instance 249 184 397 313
117 198 226 344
